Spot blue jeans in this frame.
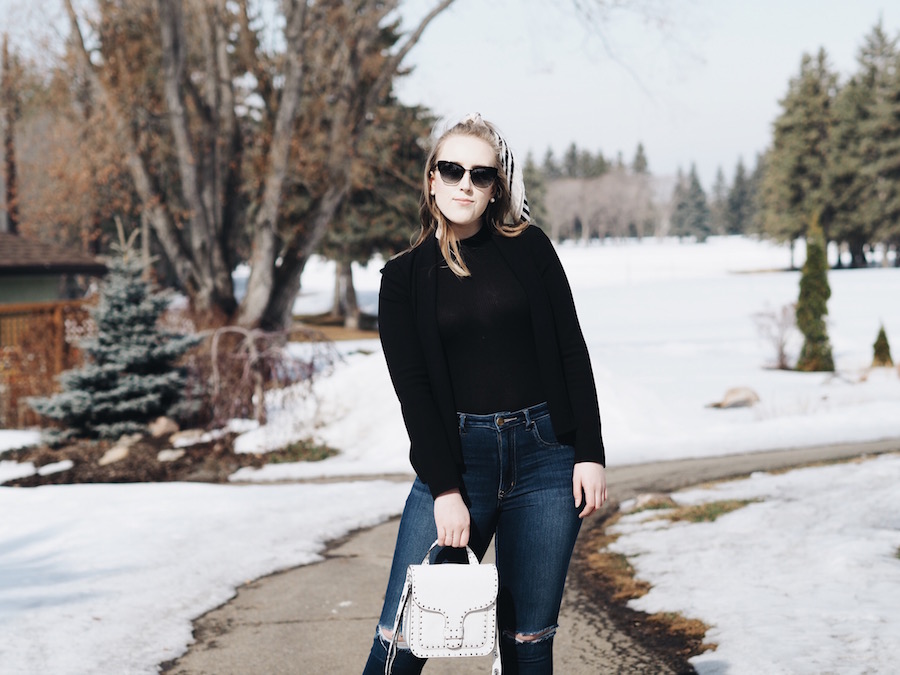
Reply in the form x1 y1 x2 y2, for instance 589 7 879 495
363 402 583 675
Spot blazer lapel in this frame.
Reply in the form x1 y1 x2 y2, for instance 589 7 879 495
415 237 441 348
413 239 458 443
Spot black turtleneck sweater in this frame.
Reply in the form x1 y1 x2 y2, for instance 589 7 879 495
436 226 545 414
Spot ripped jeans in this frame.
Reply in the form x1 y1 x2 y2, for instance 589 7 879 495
362 402 583 675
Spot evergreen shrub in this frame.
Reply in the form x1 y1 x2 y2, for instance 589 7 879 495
872 325 893 367
29 253 201 442
795 215 835 372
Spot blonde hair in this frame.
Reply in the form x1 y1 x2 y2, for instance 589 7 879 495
410 117 529 277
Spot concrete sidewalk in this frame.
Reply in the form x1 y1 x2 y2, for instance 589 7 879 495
163 439 899 675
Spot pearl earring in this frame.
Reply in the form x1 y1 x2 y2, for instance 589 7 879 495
490 197 496 203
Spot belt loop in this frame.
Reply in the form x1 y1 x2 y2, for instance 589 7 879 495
524 407 534 430
458 413 466 433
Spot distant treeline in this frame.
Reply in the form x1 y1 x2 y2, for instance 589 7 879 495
524 142 761 244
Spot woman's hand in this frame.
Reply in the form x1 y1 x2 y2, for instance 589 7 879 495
433 489 470 548
573 462 607 518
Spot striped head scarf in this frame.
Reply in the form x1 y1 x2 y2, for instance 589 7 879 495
461 112 531 224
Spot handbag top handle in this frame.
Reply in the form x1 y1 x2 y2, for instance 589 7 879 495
420 539 479 566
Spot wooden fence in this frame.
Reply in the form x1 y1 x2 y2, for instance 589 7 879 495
0 300 91 428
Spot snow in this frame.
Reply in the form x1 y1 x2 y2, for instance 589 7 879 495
1 235 899 673
0 481 410 674
610 454 900 674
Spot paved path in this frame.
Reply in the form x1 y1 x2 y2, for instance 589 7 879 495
162 439 899 675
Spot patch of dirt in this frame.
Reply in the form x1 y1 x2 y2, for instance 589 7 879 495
2 432 276 487
2 321 371 489
292 313 379 342
570 511 708 673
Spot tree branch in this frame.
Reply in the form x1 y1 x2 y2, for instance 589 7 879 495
236 0 308 327
62 0 199 294
362 0 456 119
158 0 214 283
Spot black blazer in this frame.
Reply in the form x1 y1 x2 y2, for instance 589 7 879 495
378 225 605 498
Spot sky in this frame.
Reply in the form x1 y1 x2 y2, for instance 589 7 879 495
2 0 897 190
2 237 899 673
393 0 900 187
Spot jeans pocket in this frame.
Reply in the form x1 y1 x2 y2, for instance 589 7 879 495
530 414 562 448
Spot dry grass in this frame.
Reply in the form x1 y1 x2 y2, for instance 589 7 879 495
765 453 874 475
292 313 379 342
628 494 678 514
292 323 378 343
266 439 338 463
582 506 717 658
660 499 760 523
647 612 718 653
583 512 652 603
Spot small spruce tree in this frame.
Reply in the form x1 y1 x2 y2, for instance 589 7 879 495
29 243 200 441
795 214 835 372
670 164 712 242
872 325 893 367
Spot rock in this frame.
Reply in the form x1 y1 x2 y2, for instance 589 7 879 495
149 417 180 438
170 429 206 447
116 432 144 448
99 445 130 466
707 386 760 409
157 449 185 463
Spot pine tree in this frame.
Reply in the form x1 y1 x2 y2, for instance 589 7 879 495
795 215 835 372
762 49 837 250
315 101 432 325
563 142 579 178
709 167 728 235
631 143 649 174
669 167 688 236
522 152 549 227
825 75 871 267
827 21 900 268
726 158 753 235
670 165 711 242
29 244 201 441
587 149 609 177
542 148 561 179
872 325 893 367
747 153 766 236
857 22 900 257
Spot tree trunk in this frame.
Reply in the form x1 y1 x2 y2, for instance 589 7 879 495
64 0 204 304
2 33 18 235
332 259 360 330
235 0 308 328
848 237 866 268
158 0 237 318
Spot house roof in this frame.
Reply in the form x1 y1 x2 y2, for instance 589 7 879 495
0 232 107 276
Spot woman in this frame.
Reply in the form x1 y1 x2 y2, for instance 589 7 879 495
363 113 607 675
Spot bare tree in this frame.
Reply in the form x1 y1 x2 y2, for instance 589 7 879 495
52 0 668 329
753 303 798 370
545 169 659 241
61 0 453 328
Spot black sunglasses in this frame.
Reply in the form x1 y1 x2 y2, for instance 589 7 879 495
436 161 498 189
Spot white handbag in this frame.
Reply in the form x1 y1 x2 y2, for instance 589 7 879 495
385 540 501 674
